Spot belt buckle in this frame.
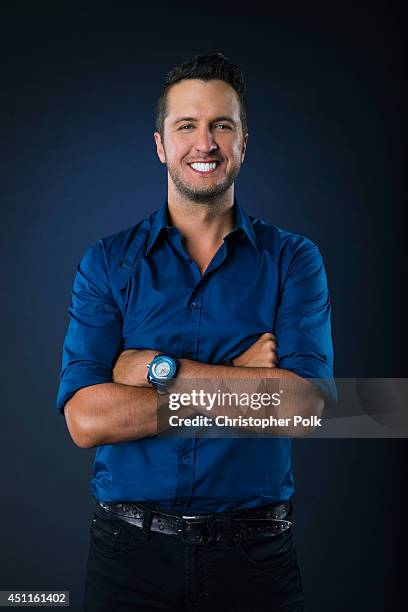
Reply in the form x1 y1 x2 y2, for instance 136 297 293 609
178 515 214 545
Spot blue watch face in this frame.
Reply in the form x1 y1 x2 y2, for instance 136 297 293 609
149 356 177 382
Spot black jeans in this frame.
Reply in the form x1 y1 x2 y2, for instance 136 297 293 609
83 502 304 612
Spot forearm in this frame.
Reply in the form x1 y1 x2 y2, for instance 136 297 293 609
111 352 324 436
64 382 159 448
176 360 324 436
114 351 304 384
179 360 294 380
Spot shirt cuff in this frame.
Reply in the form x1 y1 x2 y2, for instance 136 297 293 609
56 369 113 414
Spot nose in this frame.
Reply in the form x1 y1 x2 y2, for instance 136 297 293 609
194 127 218 155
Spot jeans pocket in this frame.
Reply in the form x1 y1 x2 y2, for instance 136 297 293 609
90 510 141 559
236 527 294 567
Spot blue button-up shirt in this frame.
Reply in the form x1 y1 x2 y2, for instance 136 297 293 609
56 199 335 513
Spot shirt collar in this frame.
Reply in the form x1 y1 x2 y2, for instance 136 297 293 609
146 197 260 255
233 197 260 252
146 200 172 255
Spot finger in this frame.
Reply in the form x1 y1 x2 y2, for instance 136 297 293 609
259 332 277 341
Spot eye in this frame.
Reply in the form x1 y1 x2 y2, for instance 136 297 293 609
179 124 194 130
215 124 231 130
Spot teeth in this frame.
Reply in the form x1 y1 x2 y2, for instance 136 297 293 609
190 162 217 172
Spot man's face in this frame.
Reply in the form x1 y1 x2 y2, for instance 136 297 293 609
154 79 248 203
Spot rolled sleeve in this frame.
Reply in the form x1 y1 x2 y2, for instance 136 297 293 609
275 242 337 405
56 240 123 414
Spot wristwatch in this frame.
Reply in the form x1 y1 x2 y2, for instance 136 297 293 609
146 354 179 395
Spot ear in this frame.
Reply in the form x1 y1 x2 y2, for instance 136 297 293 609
154 131 166 164
241 132 248 163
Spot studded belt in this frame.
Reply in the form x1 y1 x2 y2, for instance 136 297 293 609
97 500 293 545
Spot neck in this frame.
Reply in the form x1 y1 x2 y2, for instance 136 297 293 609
167 184 236 244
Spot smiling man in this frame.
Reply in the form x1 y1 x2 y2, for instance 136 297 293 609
57 53 335 611
155 78 245 205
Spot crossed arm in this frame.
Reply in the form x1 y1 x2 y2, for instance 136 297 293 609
64 333 324 448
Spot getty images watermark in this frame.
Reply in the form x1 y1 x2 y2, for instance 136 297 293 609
156 378 408 438
158 381 321 432
166 388 321 429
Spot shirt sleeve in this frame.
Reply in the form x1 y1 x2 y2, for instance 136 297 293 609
56 240 124 414
275 241 337 405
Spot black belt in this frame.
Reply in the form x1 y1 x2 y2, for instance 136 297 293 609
97 500 293 545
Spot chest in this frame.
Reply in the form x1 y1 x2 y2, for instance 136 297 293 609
115 244 281 363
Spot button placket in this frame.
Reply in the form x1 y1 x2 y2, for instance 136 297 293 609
182 290 203 358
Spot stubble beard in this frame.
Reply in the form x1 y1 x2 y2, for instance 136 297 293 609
166 161 241 204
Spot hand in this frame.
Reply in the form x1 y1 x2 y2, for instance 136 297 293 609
232 332 279 368
112 349 157 386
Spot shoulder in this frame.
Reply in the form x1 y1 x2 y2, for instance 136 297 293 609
250 217 328 295
80 211 155 273
251 216 321 265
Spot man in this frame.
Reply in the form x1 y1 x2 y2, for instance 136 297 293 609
57 53 335 611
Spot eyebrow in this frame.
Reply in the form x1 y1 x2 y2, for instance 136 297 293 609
173 116 237 125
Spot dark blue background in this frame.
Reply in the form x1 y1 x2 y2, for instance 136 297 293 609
2 3 406 610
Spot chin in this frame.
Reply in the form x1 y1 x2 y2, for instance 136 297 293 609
169 166 237 203
182 184 231 203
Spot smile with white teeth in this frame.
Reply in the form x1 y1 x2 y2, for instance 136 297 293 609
189 161 218 173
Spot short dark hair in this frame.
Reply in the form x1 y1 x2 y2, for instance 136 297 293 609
155 53 247 138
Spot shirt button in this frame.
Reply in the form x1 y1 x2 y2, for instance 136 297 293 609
182 456 190 463
191 302 198 309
